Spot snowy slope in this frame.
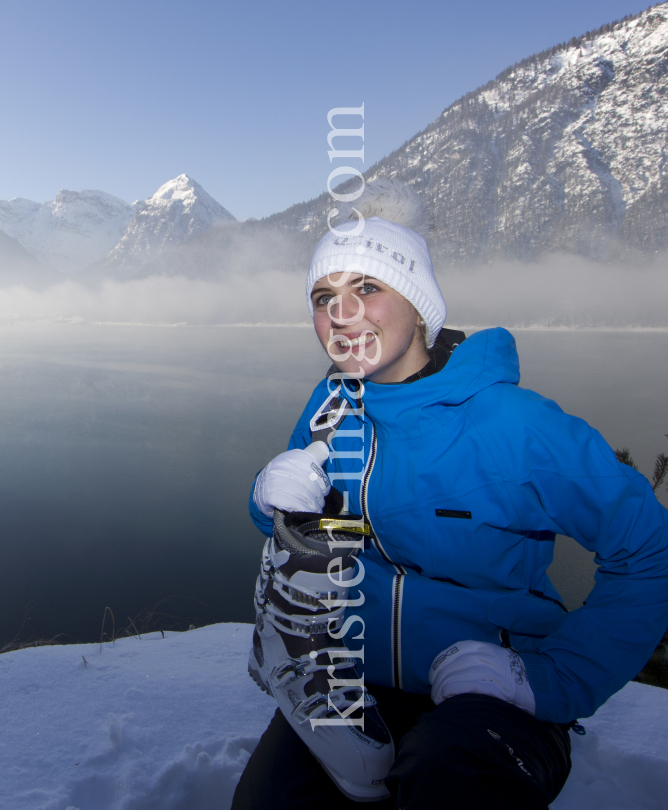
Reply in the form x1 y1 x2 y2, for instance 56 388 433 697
0 229 41 269
103 175 236 277
1 623 667 810
270 3 668 265
0 229 61 287
0 191 134 273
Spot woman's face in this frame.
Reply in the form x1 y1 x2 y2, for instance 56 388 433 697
311 272 429 383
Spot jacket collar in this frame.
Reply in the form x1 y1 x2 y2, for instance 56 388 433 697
337 328 520 437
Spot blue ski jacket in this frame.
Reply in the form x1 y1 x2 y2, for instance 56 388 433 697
249 327 668 724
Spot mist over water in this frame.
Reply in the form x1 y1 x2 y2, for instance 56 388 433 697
0 272 307 326
0 247 667 329
0 323 665 646
439 254 668 329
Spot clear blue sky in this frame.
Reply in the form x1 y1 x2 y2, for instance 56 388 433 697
0 0 654 219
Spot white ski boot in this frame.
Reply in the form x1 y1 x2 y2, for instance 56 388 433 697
249 508 395 802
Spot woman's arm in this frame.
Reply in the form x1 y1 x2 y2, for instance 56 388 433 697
480 389 668 723
519 463 667 722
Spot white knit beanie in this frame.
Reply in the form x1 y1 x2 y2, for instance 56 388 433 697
306 180 446 348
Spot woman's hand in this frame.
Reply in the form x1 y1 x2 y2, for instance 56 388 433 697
429 640 536 715
253 444 331 517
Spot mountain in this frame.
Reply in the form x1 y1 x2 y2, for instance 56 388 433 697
5 4 666 280
266 3 668 266
0 176 236 280
0 228 60 286
135 218 313 282
101 174 236 277
0 190 134 273
0 228 40 267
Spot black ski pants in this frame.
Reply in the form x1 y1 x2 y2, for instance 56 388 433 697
231 687 572 810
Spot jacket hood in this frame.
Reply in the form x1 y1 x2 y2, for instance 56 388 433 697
350 328 520 436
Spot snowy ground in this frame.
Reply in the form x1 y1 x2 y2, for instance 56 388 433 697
1 624 667 810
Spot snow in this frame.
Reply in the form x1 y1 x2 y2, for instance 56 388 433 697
1 624 275 810
0 176 237 277
0 191 134 274
345 2 668 266
1 623 666 810
472 3 668 211
104 175 237 275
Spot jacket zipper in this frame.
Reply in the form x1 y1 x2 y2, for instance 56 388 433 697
391 573 404 689
361 420 406 689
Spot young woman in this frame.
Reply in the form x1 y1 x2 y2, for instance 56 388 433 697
232 180 668 810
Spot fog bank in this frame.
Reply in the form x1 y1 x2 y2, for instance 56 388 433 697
0 272 307 326
439 254 668 329
0 253 665 328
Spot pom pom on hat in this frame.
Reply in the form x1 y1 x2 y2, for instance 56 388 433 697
338 176 433 239
307 179 446 348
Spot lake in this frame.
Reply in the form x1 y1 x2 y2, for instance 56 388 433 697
0 324 666 645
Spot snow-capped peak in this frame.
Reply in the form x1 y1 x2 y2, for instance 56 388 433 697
150 174 207 204
0 176 236 276
104 175 236 275
138 174 236 229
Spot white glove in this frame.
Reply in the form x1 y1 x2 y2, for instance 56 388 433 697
253 442 331 517
429 640 536 716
